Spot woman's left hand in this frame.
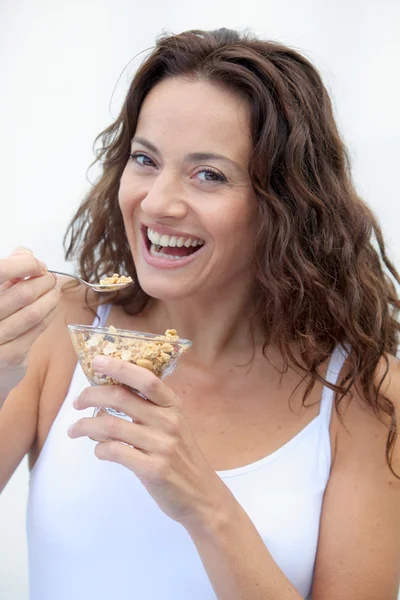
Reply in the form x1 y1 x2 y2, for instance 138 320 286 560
68 355 232 532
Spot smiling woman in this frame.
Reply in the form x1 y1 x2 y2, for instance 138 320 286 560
1 26 400 600
116 75 257 298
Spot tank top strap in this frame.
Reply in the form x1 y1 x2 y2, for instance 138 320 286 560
94 302 112 327
319 342 351 426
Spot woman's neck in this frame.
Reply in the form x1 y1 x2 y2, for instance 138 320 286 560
140 288 262 369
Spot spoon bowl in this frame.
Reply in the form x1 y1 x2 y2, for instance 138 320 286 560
48 270 134 292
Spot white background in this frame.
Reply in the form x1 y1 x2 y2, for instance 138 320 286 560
1 0 399 598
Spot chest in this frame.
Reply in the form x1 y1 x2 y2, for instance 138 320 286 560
160 361 330 472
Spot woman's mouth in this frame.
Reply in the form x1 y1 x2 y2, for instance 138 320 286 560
140 225 206 269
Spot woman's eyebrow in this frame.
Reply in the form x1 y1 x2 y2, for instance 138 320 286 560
131 136 243 172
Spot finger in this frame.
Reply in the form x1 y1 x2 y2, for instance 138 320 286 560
67 415 162 453
0 285 60 345
94 440 150 473
7 248 34 286
0 305 59 367
0 280 14 294
92 356 176 408
73 385 158 425
0 272 57 321
0 253 47 286
0 248 36 290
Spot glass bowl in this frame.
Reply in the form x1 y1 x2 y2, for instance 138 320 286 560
68 324 192 420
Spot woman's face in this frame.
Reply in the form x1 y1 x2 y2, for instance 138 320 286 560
118 76 257 301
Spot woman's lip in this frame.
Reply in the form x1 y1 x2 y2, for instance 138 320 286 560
140 227 205 269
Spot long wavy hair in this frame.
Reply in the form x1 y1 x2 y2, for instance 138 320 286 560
63 27 400 476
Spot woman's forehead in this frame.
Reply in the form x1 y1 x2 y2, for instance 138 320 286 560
134 78 252 160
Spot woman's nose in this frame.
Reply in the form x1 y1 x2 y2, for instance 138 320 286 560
140 175 188 220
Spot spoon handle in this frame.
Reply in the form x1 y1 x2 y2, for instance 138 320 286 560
47 270 84 284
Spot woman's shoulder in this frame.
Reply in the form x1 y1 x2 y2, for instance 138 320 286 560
337 351 400 431
373 351 400 409
332 351 400 468
57 275 102 324
24 277 107 471
34 275 103 423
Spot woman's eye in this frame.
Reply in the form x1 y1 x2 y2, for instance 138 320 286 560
195 169 227 183
130 152 156 168
129 154 226 183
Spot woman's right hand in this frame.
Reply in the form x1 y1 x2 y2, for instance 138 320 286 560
0 247 61 399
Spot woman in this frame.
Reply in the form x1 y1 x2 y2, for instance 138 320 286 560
0 27 399 600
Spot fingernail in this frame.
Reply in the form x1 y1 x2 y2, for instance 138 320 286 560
40 261 48 273
93 355 109 370
67 424 75 437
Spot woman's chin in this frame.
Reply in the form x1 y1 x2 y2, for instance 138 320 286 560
136 275 195 302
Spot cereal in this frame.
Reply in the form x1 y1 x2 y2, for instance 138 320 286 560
136 358 155 371
70 326 181 385
99 273 133 288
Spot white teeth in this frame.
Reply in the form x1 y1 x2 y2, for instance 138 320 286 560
148 229 160 245
149 244 186 260
147 227 204 248
159 234 170 246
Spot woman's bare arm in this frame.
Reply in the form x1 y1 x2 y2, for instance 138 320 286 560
0 328 49 492
310 354 400 599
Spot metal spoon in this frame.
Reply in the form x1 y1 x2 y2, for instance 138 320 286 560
47 270 134 293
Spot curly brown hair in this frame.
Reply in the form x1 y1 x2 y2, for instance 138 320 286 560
63 27 400 476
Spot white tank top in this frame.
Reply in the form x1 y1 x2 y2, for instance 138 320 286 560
27 303 348 600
